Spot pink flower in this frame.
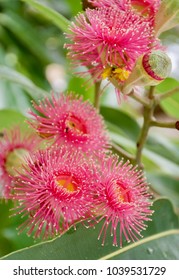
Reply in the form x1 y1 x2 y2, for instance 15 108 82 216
131 0 161 15
29 93 109 154
13 146 97 239
89 0 161 16
88 0 129 10
65 5 155 84
93 154 153 247
0 127 40 198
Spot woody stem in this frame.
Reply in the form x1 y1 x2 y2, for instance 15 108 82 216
135 87 156 168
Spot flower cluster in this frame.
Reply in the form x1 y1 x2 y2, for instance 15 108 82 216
1 0 172 247
0 92 153 246
65 0 175 96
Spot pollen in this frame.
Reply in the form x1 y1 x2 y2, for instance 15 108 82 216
101 67 112 79
56 175 77 193
102 66 130 82
113 68 131 81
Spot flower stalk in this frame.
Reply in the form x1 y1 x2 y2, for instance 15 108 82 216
135 96 155 168
94 81 101 111
150 120 178 129
135 85 179 168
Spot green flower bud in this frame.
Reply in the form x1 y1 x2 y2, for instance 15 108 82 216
121 50 172 94
5 148 29 176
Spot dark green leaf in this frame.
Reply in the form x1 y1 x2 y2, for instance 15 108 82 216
0 109 27 131
100 106 140 142
0 66 48 99
147 173 179 207
22 0 70 33
2 199 179 260
0 200 38 257
0 12 52 64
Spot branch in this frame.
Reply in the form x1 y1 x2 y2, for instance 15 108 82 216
150 120 179 130
148 85 156 99
135 87 155 168
128 90 149 107
156 86 179 102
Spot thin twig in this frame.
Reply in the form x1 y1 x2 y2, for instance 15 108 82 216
112 142 135 162
148 85 156 99
135 86 155 168
156 86 179 102
150 120 179 130
129 90 149 107
94 81 101 111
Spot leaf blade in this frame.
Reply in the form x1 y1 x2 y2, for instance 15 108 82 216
22 0 70 33
0 66 48 99
1 198 179 260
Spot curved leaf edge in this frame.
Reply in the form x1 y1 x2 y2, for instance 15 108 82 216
1 197 178 260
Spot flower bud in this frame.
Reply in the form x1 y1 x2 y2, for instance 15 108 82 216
5 148 29 176
121 50 172 94
154 0 179 35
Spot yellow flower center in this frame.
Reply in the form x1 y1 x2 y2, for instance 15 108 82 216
56 175 77 193
113 183 130 203
102 66 130 82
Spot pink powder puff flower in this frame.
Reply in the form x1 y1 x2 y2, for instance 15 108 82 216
13 146 97 239
29 93 110 154
93 154 153 247
65 5 155 85
0 127 40 198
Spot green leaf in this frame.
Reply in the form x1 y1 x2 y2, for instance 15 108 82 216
66 0 82 16
143 147 179 176
22 0 70 33
0 109 27 131
147 173 179 207
0 200 38 257
146 134 179 166
2 199 179 260
160 93 179 118
0 12 52 64
156 77 179 118
156 77 179 93
67 74 94 103
0 66 48 99
100 106 140 142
